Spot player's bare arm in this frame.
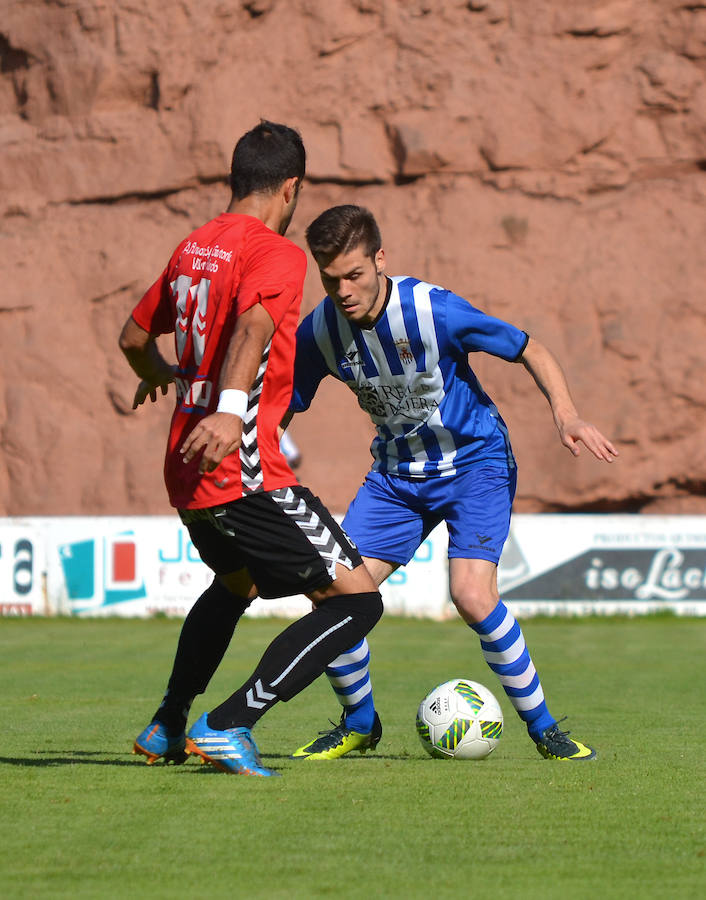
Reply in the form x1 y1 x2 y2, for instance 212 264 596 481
519 337 618 463
118 317 177 408
180 303 276 474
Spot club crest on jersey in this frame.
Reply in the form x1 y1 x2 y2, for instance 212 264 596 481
394 338 414 365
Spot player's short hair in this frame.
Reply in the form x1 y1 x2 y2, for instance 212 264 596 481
306 205 382 266
229 120 306 200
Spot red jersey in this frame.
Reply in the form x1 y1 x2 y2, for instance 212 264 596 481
131 214 306 509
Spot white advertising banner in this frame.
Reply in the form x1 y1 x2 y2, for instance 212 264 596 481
0 520 47 616
498 515 706 617
0 516 451 619
0 515 705 618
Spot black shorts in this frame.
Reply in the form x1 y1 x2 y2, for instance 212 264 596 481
179 485 362 599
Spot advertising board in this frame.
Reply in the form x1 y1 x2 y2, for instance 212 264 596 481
1 515 704 618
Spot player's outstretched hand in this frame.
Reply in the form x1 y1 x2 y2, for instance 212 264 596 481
558 416 619 462
180 413 243 474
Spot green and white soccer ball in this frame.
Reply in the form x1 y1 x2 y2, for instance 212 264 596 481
416 679 503 760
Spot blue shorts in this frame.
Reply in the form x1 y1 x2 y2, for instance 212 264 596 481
342 464 516 566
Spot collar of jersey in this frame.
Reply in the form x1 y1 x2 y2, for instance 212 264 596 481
359 276 393 331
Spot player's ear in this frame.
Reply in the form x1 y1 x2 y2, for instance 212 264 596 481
283 176 300 204
375 248 385 275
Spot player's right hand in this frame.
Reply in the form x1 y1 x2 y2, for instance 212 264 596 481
180 412 243 474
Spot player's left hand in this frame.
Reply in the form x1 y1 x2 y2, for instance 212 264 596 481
558 417 619 462
180 413 243 474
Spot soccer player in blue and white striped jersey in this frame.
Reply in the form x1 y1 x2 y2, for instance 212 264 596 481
288 205 618 762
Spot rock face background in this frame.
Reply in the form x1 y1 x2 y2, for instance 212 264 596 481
1 0 705 517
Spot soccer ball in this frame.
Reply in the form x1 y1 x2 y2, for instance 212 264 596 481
416 679 503 760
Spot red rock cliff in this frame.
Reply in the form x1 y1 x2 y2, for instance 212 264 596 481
1 0 705 516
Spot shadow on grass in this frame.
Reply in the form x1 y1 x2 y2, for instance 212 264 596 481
0 752 285 773
0 749 413 769
0 752 141 767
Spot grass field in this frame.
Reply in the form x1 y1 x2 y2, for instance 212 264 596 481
1 615 704 899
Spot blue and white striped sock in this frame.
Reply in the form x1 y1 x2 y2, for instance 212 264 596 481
325 638 375 734
470 600 555 740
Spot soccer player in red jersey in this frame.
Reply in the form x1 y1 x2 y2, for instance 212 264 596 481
119 122 381 776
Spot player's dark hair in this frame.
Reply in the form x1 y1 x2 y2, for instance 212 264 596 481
229 120 306 200
306 205 382 265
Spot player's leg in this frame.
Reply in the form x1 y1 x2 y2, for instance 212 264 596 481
185 488 383 775
133 518 255 765
449 557 561 736
290 555 394 759
291 472 427 759
445 465 595 761
133 579 252 765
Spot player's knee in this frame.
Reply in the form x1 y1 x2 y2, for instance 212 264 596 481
200 578 252 617
360 589 384 628
323 590 383 630
451 589 498 625
217 569 258 600
332 560 378 594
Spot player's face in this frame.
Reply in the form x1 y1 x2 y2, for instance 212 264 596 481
318 245 386 327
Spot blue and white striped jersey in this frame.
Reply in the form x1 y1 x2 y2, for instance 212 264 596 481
290 276 529 478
